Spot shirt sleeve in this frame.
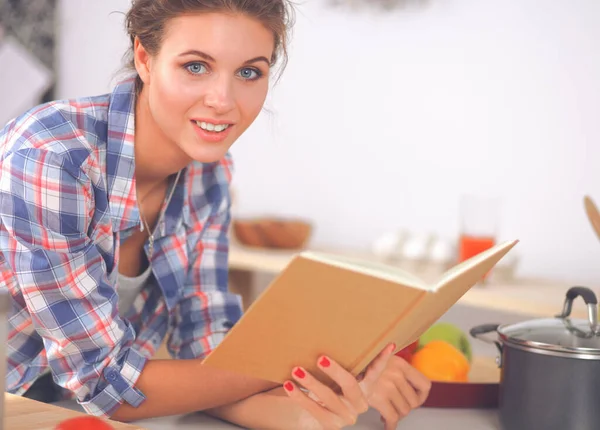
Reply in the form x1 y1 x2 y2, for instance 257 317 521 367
0 148 148 417
168 191 243 360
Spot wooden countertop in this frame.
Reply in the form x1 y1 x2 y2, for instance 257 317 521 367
228 245 596 319
3 394 142 430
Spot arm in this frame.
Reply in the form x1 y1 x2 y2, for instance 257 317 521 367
205 387 310 430
111 359 276 421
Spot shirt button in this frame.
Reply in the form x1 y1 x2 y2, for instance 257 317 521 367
107 371 118 381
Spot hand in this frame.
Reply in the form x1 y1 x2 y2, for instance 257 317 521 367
283 344 396 430
364 351 432 430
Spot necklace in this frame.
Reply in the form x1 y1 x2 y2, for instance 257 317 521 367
138 170 182 260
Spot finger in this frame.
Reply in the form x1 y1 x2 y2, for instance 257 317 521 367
389 387 412 418
283 380 340 429
307 390 326 407
292 366 355 424
318 356 369 414
398 359 432 403
369 392 400 430
360 343 396 388
393 373 421 409
385 416 399 430
378 378 412 417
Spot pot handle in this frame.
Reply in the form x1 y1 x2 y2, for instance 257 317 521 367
469 324 503 364
555 286 600 335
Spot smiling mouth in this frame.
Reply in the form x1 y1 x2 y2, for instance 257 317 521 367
194 120 232 133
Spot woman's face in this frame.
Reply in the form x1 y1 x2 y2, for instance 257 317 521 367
136 12 274 163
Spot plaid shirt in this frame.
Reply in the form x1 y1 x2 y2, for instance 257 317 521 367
0 79 243 417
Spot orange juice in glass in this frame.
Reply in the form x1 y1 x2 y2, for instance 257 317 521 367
458 194 499 283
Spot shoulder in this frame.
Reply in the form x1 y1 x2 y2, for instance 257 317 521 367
0 93 111 171
186 153 234 217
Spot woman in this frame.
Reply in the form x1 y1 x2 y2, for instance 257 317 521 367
0 0 431 428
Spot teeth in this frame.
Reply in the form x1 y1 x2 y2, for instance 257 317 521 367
196 121 230 132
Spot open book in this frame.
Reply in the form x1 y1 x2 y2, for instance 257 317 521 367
203 240 518 385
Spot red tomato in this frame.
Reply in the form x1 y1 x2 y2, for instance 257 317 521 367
395 340 419 362
55 416 114 430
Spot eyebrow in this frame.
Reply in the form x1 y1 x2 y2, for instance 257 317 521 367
178 50 271 66
243 56 271 66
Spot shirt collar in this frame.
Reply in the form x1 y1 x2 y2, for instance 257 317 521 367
105 78 192 235
106 78 141 233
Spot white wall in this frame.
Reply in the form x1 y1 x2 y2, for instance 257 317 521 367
55 0 130 98
56 0 600 285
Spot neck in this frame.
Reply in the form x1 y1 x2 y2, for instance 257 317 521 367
133 86 190 187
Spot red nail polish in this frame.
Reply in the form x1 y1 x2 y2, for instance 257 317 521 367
319 356 331 368
284 381 294 392
293 367 306 379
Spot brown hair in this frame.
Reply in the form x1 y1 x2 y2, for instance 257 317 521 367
123 0 295 91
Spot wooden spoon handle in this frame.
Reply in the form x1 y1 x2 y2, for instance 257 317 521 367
584 196 600 242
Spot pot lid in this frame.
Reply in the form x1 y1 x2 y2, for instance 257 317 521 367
498 317 600 356
496 286 600 357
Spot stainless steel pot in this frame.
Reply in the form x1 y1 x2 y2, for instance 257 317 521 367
470 286 600 430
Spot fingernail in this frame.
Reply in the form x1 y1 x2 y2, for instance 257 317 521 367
293 367 306 379
391 343 397 350
284 381 294 392
319 356 331 368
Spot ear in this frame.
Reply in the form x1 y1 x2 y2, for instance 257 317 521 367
133 37 152 85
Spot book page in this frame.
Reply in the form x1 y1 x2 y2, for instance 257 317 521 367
300 251 427 290
433 240 518 291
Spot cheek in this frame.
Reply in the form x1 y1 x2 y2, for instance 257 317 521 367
237 82 269 124
150 68 197 127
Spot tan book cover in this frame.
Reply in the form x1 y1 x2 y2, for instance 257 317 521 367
203 240 518 385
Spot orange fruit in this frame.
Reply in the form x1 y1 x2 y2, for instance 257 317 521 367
411 340 470 382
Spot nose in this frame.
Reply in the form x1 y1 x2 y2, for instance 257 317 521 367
203 74 235 114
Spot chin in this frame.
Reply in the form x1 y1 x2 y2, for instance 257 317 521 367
182 141 232 164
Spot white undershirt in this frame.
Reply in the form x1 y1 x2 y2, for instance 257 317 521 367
116 264 152 317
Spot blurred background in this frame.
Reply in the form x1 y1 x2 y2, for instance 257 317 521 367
2 0 599 285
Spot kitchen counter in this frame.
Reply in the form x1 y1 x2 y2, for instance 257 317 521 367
52 399 502 430
135 407 502 429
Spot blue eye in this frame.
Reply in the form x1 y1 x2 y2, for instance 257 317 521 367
238 67 261 81
185 62 208 75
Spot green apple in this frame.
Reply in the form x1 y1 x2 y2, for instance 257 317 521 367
418 322 472 362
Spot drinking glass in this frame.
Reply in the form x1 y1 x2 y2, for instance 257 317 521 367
458 194 500 282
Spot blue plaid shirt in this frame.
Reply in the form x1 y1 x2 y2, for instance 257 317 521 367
0 78 243 417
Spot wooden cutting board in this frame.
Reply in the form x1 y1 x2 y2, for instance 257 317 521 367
2 394 143 430
468 355 501 383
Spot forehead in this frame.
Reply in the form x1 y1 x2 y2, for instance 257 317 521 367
160 12 275 60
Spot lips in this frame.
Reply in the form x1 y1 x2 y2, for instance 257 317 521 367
191 120 234 143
